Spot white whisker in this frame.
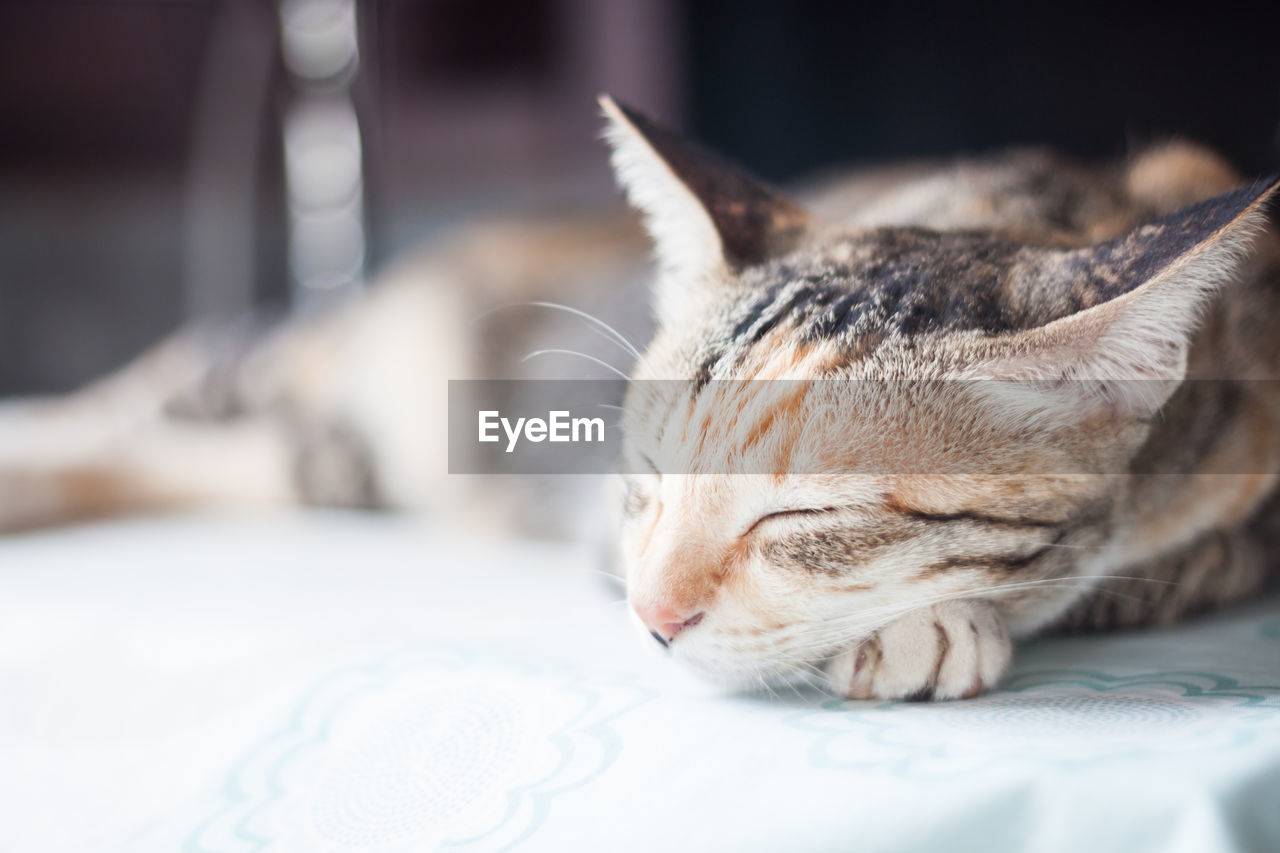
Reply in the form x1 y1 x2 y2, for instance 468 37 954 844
522 349 632 381
522 300 643 359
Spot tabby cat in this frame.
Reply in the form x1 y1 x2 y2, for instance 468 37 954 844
1 97 1277 701
602 98 1280 699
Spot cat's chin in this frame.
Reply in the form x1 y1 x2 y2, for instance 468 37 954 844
667 644 829 694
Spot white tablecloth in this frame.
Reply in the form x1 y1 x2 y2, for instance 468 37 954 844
1 515 1277 852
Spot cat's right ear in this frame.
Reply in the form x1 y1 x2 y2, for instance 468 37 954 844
599 95 811 294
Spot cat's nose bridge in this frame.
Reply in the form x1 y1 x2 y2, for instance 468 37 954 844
629 533 735 643
631 556 722 621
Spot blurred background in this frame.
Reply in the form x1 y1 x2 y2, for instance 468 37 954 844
2 0 1279 396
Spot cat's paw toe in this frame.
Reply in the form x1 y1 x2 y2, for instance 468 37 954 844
824 599 1010 701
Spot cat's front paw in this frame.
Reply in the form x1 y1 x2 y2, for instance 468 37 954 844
824 600 1011 701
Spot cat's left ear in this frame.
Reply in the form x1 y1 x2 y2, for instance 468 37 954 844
599 95 811 287
969 176 1279 417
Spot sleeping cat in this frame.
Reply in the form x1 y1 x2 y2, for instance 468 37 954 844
1 97 1277 701
602 98 1280 699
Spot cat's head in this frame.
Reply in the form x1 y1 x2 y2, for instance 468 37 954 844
601 96 1278 686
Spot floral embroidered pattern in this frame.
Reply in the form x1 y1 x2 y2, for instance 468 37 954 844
183 646 654 852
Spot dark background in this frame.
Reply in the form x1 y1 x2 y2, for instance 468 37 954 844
2 0 1279 395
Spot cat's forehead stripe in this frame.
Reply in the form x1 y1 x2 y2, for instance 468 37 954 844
719 230 1031 372
708 181 1275 374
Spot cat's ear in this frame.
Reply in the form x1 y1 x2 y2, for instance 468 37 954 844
968 177 1278 416
599 95 811 284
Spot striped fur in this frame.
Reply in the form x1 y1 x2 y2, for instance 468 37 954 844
606 100 1280 699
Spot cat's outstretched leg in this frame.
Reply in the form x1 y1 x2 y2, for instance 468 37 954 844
0 418 298 533
0 335 212 470
0 324 291 532
823 600 1011 701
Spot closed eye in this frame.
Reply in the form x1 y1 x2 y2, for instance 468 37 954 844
742 506 845 538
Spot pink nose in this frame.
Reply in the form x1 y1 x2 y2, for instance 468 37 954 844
632 602 705 647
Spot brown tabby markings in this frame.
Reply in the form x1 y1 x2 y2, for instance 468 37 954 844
911 545 1058 581
916 620 951 702
607 93 1280 700
764 526 909 577
882 495 1066 528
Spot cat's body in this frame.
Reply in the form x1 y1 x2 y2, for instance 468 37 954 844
3 100 1277 699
